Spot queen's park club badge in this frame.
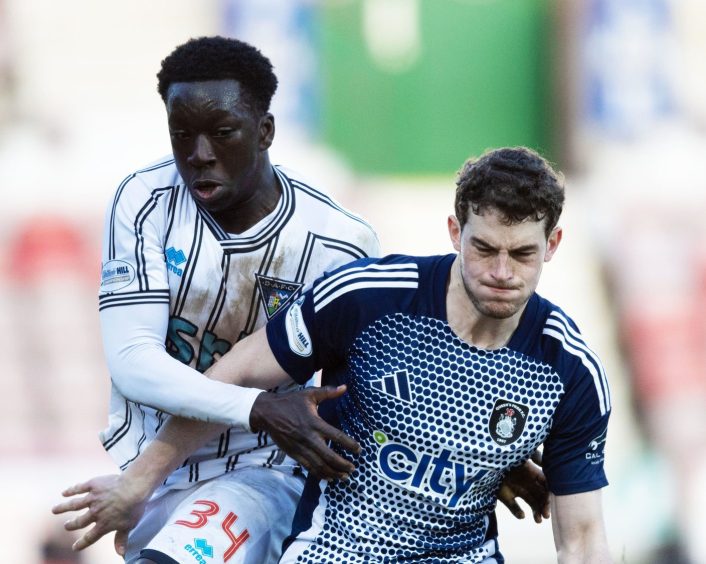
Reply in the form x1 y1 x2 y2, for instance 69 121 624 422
489 398 528 446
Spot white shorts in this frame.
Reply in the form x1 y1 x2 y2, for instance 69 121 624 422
125 466 304 564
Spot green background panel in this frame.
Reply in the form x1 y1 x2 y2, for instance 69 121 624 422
319 0 554 175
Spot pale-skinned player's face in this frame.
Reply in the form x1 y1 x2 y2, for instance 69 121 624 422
166 79 275 217
448 209 562 320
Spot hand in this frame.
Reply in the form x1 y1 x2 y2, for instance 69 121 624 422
497 456 550 523
51 474 149 556
250 385 359 481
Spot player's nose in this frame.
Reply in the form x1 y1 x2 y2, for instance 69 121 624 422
187 134 216 168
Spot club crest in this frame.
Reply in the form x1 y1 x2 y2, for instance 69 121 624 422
489 399 528 446
256 274 303 319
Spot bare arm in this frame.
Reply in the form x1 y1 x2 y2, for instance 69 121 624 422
551 490 612 563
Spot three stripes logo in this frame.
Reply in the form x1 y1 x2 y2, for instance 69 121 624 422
371 370 413 404
312 262 419 313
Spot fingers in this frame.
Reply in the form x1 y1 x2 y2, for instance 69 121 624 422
318 421 361 455
114 530 128 556
497 485 525 520
278 430 355 480
531 498 550 523
288 447 340 481
506 501 526 520
72 525 106 551
310 385 348 404
254 387 359 480
63 509 97 531
306 388 361 455
52 493 90 515
541 498 551 520
61 481 92 497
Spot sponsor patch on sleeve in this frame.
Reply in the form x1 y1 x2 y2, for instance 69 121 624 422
284 296 313 357
100 259 136 293
585 428 607 464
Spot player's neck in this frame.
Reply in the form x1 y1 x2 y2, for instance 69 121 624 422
445 258 524 350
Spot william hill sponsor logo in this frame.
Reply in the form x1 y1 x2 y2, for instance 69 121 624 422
100 260 135 292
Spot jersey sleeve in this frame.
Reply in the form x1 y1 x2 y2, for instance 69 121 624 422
266 260 376 383
98 174 261 429
98 174 171 301
101 303 263 428
542 353 611 496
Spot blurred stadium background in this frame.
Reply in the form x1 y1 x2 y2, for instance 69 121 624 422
1 0 705 562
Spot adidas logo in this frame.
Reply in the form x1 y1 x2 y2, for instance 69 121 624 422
371 370 413 403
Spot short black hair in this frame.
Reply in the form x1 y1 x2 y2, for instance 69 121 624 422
156 36 278 114
454 147 565 238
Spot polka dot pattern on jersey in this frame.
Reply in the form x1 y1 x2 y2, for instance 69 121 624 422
295 313 564 563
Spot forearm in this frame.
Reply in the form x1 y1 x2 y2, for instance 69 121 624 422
109 341 262 426
130 330 295 481
122 417 228 500
552 492 612 564
556 538 612 563
555 532 612 564
102 304 262 428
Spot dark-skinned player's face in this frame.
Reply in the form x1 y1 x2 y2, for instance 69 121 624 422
165 79 274 215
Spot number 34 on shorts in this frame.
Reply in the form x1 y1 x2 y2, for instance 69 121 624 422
175 499 250 563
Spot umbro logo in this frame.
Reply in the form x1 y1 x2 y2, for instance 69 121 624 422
166 247 187 277
371 370 413 403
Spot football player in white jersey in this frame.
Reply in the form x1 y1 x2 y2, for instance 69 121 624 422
53 39 549 564
54 36 381 564
56 147 609 563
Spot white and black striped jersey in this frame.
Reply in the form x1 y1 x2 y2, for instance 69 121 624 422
98 157 380 487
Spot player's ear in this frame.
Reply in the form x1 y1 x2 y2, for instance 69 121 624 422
543 226 562 262
448 215 462 252
259 113 275 150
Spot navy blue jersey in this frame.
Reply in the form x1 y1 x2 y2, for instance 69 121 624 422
267 254 611 563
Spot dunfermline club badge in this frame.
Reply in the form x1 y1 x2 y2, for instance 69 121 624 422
255 274 304 319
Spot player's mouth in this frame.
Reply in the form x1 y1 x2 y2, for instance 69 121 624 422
190 179 223 201
483 284 521 298
485 284 518 292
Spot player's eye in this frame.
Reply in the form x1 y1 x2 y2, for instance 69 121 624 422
170 130 190 141
511 251 535 260
474 245 494 256
213 128 235 138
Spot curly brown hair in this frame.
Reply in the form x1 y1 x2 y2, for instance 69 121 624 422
454 147 564 238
